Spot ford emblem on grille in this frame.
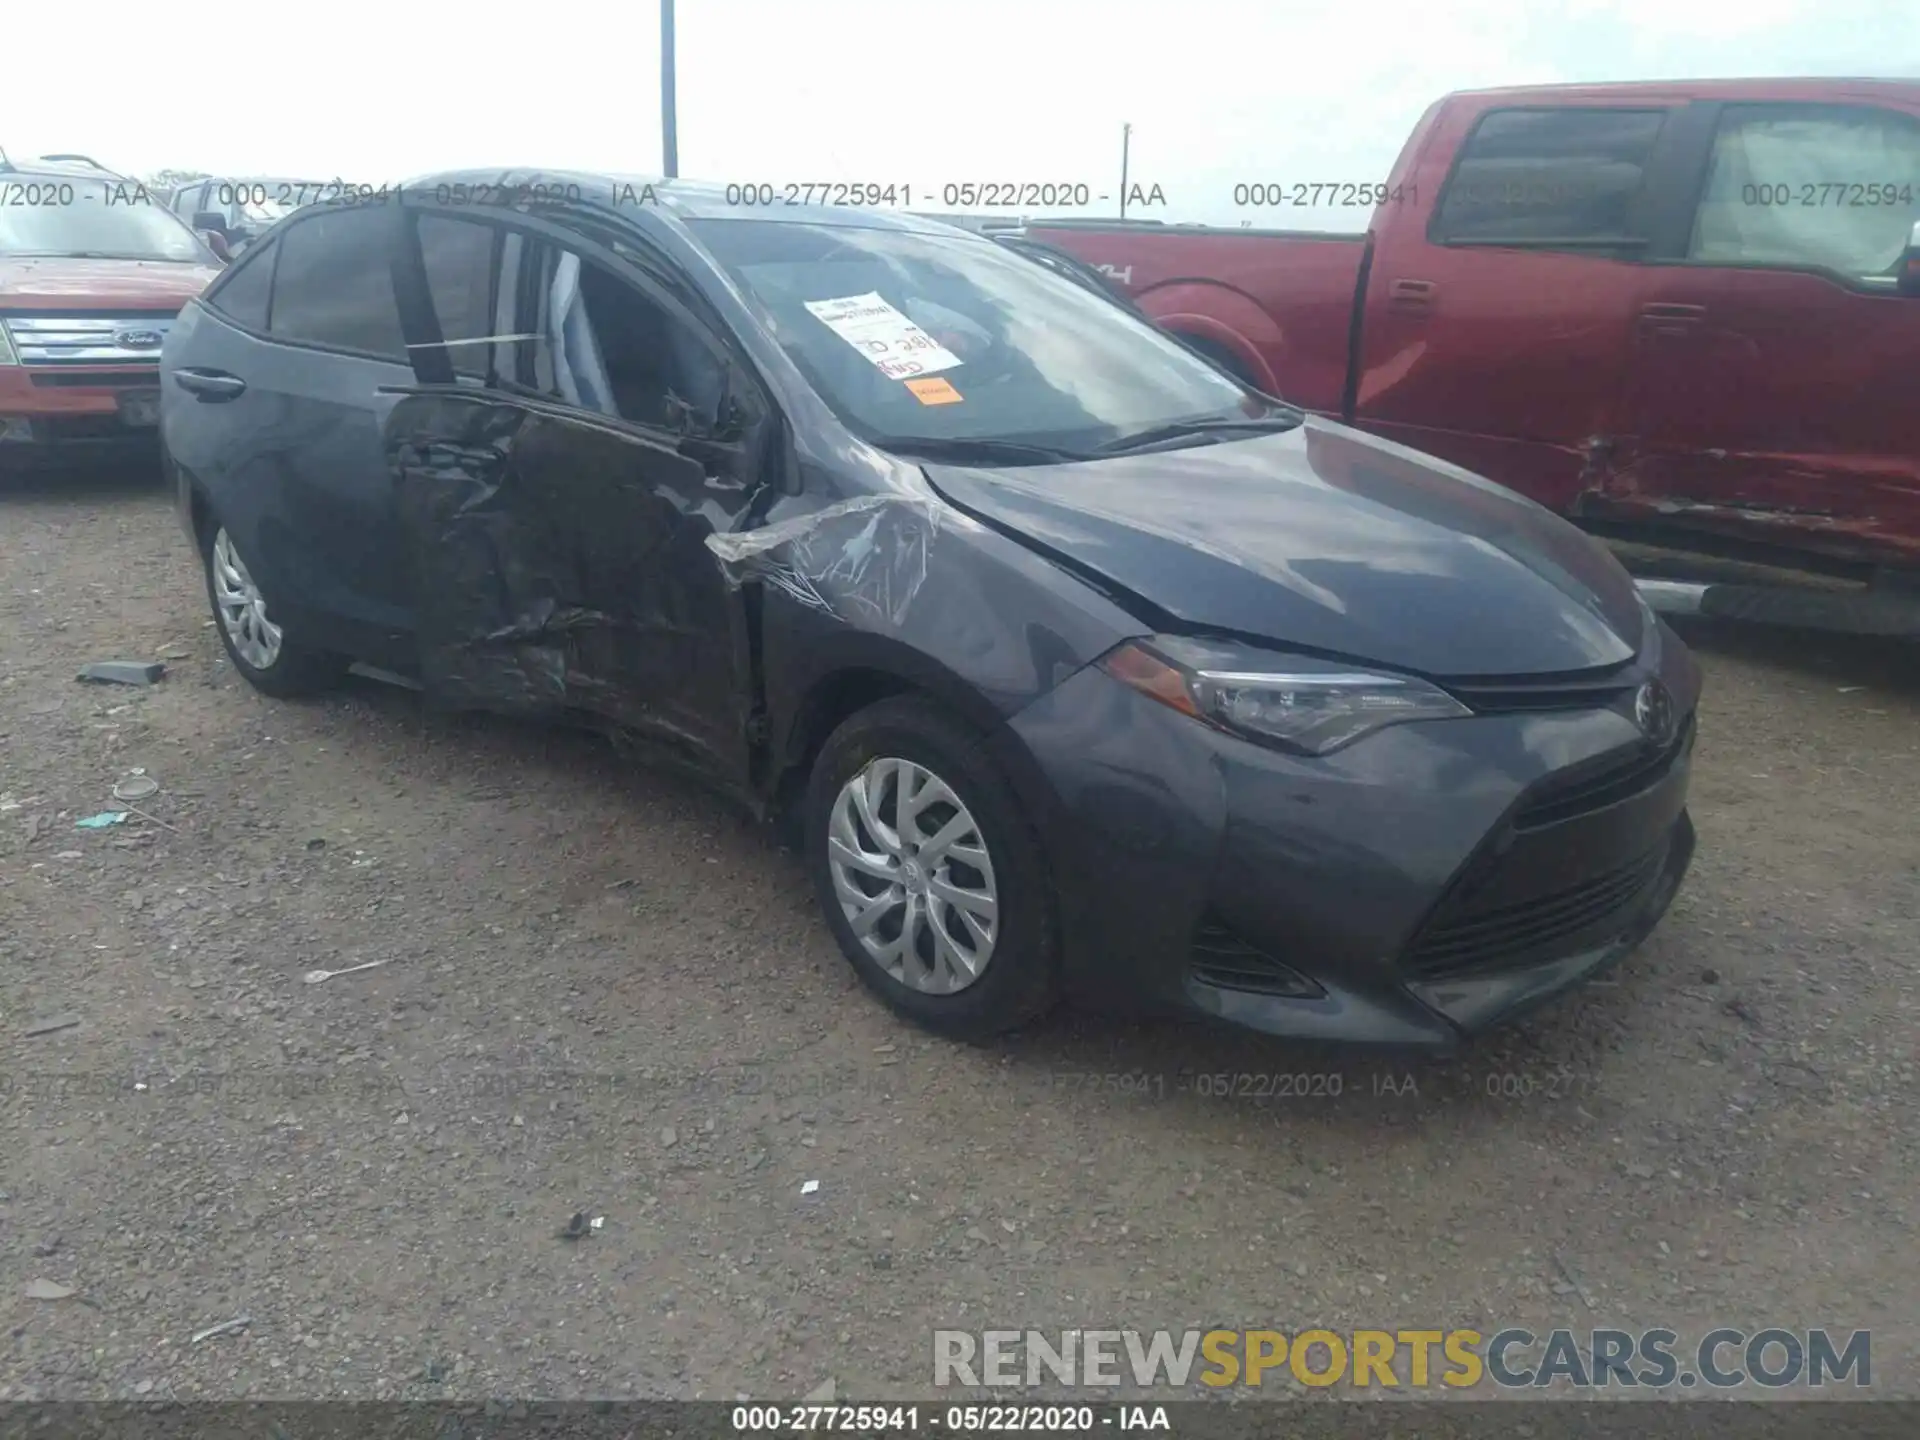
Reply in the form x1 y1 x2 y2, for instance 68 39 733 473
114 329 164 350
1634 679 1677 747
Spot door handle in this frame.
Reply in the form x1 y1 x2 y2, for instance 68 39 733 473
1637 302 1706 338
1387 278 1436 314
172 368 246 402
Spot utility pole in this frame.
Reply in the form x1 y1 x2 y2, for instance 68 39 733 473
661 0 679 178
1118 123 1132 220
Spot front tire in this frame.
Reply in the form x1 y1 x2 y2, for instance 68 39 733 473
804 696 1061 1039
202 522 345 697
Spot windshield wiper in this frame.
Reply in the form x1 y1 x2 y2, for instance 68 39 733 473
867 434 1091 467
1095 410 1304 456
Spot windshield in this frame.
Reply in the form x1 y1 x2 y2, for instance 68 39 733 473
0 184 212 262
688 218 1268 454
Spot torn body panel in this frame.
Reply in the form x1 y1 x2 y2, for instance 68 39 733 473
1579 442 1920 571
706 492 945 628
390 389 766 784
707 460 1147 776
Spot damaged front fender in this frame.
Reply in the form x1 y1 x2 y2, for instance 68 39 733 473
708 477 1149 779
705 492 946 628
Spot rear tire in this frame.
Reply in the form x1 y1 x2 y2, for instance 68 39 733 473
202 522 346 698
804 696 1061 1040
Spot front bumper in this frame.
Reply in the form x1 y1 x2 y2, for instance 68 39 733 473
1005 629 1700 1051
0 367 163 468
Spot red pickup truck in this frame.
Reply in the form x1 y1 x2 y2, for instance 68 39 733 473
1029 79 1920 634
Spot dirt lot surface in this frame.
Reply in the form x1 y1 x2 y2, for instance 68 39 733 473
2 471 1916 1404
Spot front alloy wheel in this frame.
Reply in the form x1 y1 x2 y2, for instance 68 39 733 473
827 757 1000 994
805 696 1060 1039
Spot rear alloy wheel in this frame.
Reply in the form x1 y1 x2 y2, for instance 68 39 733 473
203 524 345 697
805 697 1060 1038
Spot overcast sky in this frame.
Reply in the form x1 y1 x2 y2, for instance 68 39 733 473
11 0 1919 227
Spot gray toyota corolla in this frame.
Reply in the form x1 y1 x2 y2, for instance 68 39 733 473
161 173 1697 1048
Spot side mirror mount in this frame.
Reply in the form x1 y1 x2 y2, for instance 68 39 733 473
1900 219 1920 297
199 230 232 263
192 210 228 236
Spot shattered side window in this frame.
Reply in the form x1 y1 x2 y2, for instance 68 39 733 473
574 260 729 434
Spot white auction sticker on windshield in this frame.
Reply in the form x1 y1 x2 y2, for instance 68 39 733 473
803 292 963 379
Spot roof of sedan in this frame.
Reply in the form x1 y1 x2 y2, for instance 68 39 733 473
402 169 967 235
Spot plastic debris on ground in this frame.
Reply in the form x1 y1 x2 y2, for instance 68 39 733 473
113 770 160 801
23 1015 82 1038
190 1315 253 1344
75 661 166 686
801 1180 821 1196
76 811 130 829
302 959 391 984
25 1279 76 1301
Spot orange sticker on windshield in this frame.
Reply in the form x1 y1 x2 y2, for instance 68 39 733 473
906 377 963 406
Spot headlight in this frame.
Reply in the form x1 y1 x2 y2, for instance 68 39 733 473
0 323 17 367
1099 639 1471 756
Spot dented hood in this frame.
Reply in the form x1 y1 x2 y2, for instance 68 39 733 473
922 416 1645 677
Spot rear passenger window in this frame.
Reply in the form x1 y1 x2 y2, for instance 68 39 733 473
268 207 407 360
1688 104 1920 278
1433 108 1667 248
204 237 275 331
417 215 501 377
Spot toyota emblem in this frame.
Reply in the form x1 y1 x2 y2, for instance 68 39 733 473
1634 679 1677 747
114 329 164 350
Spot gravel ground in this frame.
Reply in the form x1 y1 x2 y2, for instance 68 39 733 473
2 469 1916 1403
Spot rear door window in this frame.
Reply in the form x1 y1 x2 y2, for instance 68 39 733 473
1687 103 1920 280
204 237 275 330
267 207 407 360
1433 107 1668 248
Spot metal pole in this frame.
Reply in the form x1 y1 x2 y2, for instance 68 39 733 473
1118 123 1132 220
661 0 679 178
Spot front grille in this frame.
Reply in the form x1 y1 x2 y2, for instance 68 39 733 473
4 314 178 365
1514 715 1694 831
1190 914 1325 998
1405 843 1668 981
1446 666 1637 714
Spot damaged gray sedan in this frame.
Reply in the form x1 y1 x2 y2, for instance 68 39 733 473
161 173 1699 1047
